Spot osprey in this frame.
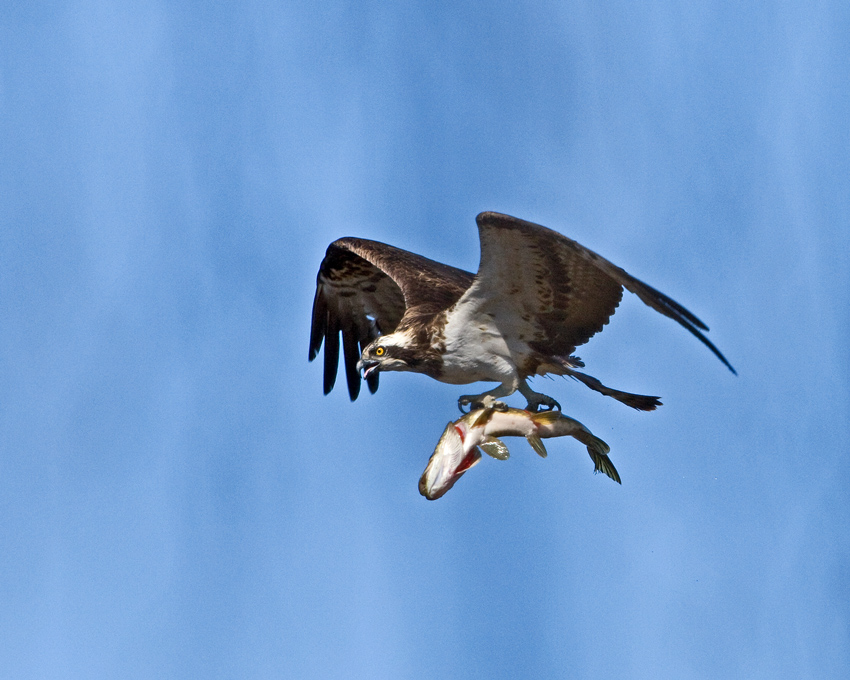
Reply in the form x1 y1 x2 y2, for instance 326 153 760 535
309 212 734 412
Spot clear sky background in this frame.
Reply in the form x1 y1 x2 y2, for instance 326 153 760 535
2 2 848 678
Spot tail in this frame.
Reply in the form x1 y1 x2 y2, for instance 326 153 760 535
565 369 662 411
572 426 621 484
530 410 621 484
593 455 621 484
588 446 621 484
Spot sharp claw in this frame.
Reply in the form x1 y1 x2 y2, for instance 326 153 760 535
525 397 561 413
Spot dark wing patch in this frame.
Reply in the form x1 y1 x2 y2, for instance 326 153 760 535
458 214 624 358
472 212 735 373
309 238 474 400
331 237 475 316
309 243 405 399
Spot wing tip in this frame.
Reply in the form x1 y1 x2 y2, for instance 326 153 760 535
694 327 737 376
475 211 523 229
366 371 380 394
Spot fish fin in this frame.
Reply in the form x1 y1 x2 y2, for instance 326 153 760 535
529 410 564 426
572 431 619 483
590 450 621 484
468 408 495 428
574 431 611 456
479 436 510 460
526 434 548 458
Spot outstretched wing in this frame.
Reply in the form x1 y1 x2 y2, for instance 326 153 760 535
455 212 735 373
309 238 474 399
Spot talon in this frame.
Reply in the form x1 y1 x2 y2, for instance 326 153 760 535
525 396 561 413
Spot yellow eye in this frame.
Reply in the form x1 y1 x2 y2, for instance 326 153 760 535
375 346 385 356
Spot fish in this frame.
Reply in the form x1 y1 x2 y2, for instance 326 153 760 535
419 406 620 500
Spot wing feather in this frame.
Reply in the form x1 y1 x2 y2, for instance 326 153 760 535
308 283 328 362
341 320 362 400
309 238 474 399
461 212 735 373
323 310 340 395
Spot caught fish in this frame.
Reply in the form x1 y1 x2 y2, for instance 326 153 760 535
419 406 619 500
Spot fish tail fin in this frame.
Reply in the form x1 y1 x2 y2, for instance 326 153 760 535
590 450 621 484
574 430 610 456
571 429 619 482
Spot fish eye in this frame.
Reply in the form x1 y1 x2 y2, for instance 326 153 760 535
375 346 386 356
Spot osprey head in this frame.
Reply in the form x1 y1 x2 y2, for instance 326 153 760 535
356 332 417 378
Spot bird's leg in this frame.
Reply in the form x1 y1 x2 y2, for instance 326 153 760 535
518 381 561 413
457 385 512 413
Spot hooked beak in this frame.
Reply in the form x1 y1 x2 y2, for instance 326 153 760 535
356 358 380 378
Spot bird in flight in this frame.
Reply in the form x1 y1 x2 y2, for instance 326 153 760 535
309 211 734 413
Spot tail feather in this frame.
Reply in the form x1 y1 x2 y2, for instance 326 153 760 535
566 369 662 411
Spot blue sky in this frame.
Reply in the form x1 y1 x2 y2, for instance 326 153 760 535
1 1 848 678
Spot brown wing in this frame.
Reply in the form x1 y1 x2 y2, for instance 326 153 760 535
468 212 736 372
309 238 474 400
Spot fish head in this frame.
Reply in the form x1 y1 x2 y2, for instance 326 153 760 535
419 422 482 500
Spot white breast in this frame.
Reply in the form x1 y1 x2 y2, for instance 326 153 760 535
438 304 519 386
